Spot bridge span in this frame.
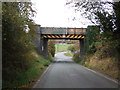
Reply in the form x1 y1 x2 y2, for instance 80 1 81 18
40 27 86 40
34 25 86 59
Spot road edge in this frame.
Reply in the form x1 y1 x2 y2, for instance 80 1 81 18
32 63 53 88
80 65 119 85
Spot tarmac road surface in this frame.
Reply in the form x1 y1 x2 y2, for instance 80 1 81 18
33 52 119 88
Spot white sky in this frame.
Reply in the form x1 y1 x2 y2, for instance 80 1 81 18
31 0 94 28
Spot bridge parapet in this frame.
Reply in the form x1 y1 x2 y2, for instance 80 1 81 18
40 27 86 35
41 27 66 34
67 28 86 35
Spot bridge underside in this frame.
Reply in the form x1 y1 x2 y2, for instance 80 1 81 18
41 34 85 40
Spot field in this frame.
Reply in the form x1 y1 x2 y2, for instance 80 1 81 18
55 44 73 53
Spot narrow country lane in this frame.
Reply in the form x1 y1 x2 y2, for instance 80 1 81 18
33 52 118 88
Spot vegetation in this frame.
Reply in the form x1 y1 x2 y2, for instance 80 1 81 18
3 51 50 88
2 1 120 88
66 1 120 80
84 48 119 80
68 45 78 53
48 51 54 61
2 2 51 88
48 40 55 58
72 25 120 80
66 1 120 54
55 44 73 52
84 26 100 54
64 52 73 57
72 52 80 63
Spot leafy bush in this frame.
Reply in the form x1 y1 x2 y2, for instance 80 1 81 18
1 2 50 88
48 52 54 62
88 43 97 53
2 51 50 88
72 52 80 63
2 2 36 83
68 45 77 53
84 26 100 54
48 40 55 57
64 52 73 57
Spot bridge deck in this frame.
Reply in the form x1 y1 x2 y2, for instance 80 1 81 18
40 27 86 35
36 27 86 39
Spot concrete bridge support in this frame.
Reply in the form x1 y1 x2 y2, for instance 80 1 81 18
42 39 48 59
79 39 84 60
34 25 42 54
39 37 43 55
34 25 48 59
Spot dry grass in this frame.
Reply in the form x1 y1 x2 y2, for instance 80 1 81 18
84 48 119 81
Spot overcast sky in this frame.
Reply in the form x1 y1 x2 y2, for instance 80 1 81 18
31 0 94 28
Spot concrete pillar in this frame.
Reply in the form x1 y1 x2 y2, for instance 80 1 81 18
39 37 43 55
34 25 42 54
34 25 48 59
42 39 48 59
79 39 84 60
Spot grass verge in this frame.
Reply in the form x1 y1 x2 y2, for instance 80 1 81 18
84 55 119 81
2 51 51 88
72 47 119 81
81 48 119 81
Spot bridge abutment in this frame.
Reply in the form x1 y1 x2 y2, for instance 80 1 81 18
79 39 84 60
34 25 48 59
42 39 48 59
39 37 43 55
34 25 42 54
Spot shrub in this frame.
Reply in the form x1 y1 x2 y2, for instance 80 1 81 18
48 40 55 57
72 52 80 63
68 45 77 53
48 52 53 62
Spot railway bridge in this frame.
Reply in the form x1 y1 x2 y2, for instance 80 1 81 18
34 25 86 59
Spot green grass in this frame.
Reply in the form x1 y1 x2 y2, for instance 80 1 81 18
64 52 73 57
55 44 73 52
3 52 50 88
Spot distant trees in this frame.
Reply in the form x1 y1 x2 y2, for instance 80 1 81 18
66 1 120 50
68 45 78 53
2 2 36 84
66 1 120 55
66 1 120 68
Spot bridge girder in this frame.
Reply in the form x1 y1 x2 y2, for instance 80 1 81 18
41 34 85 40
